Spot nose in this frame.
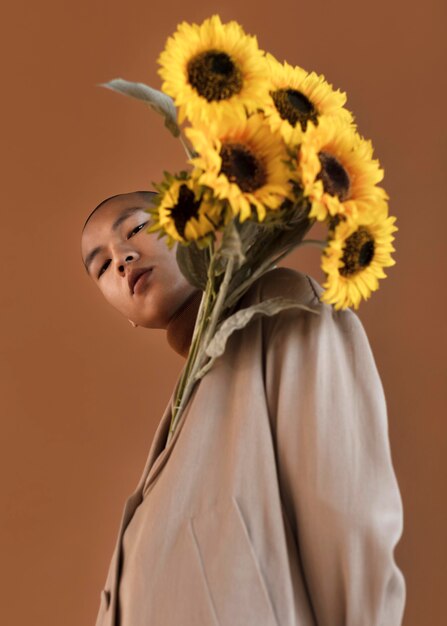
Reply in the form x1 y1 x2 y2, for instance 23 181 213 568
114 248 140 274
117 255 134 273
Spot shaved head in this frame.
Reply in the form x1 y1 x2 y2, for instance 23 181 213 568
83 190 158 232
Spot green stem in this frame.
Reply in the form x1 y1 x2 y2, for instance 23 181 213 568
187 243 218 367
297 238 327 249
179 131 198 160
169 244 215 427
224 238 327 310
166 249 215 444
166 254 235 445
166 298 209 445
196 255 235 366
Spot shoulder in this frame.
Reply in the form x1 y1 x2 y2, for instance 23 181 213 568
242 267 366 348
241 267 321 308
261 267 322 305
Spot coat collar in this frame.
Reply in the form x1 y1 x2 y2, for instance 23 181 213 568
107 369 201 625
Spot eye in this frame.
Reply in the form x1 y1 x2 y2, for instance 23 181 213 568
97 259 111 279
128 221 149 238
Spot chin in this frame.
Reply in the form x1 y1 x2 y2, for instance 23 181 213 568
134 307 172 330
139 320 166 330
133 289 192 330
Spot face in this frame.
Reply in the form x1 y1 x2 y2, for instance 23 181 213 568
81 192 196 329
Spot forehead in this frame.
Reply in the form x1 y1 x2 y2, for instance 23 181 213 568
81 195 151 257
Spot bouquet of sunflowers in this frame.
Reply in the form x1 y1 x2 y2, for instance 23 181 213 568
101 15 397 443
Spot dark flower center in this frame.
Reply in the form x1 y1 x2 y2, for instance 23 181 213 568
340 226 375 276
187 50 243 102
219 143 267 192
328 213 345 233
317 151 351 201
270 88 318 131
170 184 201 239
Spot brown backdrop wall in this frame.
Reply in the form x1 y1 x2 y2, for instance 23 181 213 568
1 1 444 624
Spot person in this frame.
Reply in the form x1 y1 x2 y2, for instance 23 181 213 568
81 190 407 626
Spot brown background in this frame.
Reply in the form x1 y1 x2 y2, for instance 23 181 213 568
0 1 445 624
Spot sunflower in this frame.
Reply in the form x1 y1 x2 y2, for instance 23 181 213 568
158 15 270 126
298 116 388 223
147 174 224 246
319 206 398 310
263 54 354 146
186 113 294 223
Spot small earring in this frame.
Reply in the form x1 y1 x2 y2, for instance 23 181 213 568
128 319 138 328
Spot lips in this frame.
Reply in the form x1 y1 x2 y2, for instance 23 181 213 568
128 267 153 295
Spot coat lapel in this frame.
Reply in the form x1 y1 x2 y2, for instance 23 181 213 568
107 368 200 625
106 391 174 625
141 379 200 496
120 391 174 530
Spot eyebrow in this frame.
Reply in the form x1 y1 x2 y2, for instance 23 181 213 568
83 206 145 274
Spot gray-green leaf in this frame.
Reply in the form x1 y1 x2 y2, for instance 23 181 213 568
194 297 320 380
99 78 180 138
214 222 246 275
176 242 210 290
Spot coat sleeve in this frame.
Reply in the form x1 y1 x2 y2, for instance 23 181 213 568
263 290 406 626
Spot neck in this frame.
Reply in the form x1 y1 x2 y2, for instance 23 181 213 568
166 290 202 358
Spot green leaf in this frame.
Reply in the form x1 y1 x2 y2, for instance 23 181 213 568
176 242 210 290
222 207 314 305
99 78 180 138
194 297 320 380
214 221 246 275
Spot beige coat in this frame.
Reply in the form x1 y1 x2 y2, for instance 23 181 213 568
94 268 406 626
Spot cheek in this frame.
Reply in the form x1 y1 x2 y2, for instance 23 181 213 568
134 267 194 329
157 244 188 283
98 277 133 316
